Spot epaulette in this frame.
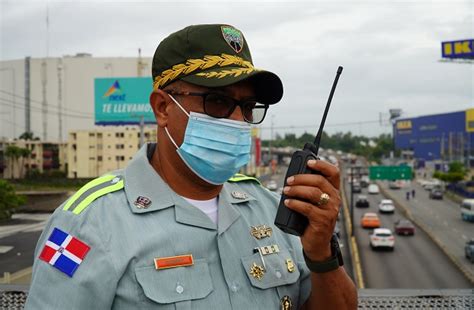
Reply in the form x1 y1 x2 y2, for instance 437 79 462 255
227 173 261 185
62 174 124 215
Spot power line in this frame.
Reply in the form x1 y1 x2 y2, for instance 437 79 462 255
258 119 380 131
0 89 93 117
0 98 93 119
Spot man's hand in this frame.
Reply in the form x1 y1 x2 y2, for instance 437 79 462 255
282 159 341 262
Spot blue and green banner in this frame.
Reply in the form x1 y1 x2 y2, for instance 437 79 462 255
94 77 155 125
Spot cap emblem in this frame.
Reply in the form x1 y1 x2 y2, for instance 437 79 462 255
221 26 244 53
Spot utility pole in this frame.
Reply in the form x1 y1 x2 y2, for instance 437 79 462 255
41 4 49 141
25 57 31 134
269 114 274 168
57 59 63 141
137 48 146 77
41 61 48 141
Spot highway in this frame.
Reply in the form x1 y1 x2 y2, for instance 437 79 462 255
264 162 471 288
342 169 472 288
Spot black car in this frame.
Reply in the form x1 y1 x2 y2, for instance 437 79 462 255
355 195 369 208
352 182 362 193
429 189 443 200
465 240 474 263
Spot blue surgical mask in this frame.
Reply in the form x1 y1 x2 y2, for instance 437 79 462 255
164 94 252 185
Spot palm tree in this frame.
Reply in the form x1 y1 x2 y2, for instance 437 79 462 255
5 146 22 179
19 147 32 179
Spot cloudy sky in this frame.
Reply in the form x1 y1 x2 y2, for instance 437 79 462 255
1 0 473 139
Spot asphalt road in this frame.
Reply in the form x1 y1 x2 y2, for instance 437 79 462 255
382 180 474 277
345 178 472 288
0 231 42 274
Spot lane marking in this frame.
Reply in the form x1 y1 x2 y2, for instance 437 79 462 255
0 245 13 254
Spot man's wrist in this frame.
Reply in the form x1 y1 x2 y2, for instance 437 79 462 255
302 236 344 273
303 245 332 262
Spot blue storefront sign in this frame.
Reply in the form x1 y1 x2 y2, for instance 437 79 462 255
94 77 155 125
394 110 474 160
441 39 474 59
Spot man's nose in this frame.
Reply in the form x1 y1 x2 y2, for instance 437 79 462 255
228 105 245 122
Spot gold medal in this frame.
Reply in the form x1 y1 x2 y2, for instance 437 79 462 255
249 262 265 280
280 295 293 310
250 225 273 239
285 258 295 273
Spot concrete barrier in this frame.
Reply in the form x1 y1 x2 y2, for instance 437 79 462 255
16 191 73 212
341 179 365 289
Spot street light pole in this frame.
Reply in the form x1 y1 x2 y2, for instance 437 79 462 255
350 165 354 236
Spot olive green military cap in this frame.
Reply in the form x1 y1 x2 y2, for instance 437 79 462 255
152 24 283 104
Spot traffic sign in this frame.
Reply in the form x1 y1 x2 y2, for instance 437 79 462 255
369 166 412 180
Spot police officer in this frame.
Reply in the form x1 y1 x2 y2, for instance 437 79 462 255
26 24 357 309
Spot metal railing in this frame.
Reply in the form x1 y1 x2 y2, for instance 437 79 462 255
1 285 473 309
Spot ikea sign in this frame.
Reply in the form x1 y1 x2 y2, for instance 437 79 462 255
94 77 155 125
441 39 474 59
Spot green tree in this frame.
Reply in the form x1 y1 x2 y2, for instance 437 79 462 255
19 147 32 178
0 179 25 221
19 131 40 141
5 145 22 179
433 161 466 184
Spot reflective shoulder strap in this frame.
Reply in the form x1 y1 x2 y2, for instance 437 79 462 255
63 175 124 215
228 173 261 185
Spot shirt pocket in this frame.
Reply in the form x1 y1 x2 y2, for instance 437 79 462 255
241 248 302 307
135 258 213 309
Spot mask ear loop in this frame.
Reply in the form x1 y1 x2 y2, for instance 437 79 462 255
168 93 190 117
164 93 188 149
164 127 179 149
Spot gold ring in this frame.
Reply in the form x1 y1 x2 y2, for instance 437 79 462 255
318 193 330 206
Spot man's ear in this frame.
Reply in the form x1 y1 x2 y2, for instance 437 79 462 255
150 90 170 128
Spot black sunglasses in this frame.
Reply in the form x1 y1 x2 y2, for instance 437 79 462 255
165 91 269 124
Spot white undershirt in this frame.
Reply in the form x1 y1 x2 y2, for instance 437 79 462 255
182 196 219 224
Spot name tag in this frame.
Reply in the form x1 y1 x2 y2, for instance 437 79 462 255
154 254 194 270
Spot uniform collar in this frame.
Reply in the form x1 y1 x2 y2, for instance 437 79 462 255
124 143 175 214
124 143 256 232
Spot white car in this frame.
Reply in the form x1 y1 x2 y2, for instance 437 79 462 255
368 184 379 194
370 228 395 250
378 199 395 214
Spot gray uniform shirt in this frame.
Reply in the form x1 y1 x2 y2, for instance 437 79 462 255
26 143 311 309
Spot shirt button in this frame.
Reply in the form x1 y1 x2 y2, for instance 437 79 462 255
275 271 282 279
230 282 240 292
176 284 184 294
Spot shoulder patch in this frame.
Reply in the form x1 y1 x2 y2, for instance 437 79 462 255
63 175 124 215
228 173 261 185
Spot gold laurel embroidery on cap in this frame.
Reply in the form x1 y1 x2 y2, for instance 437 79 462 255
195 67 256 79
153 54 254 90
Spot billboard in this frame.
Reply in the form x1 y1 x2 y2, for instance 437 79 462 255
94 77 155 125
394 110 474 160
441 39 474 59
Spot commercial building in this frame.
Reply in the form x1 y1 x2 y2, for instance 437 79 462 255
67 126 156 178
0 54 152 141
0 139 67 179
394 108 474 164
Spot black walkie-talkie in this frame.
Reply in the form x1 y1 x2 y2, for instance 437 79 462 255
274 66 343 236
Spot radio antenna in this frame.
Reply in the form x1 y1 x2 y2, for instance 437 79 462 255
312 66 343 154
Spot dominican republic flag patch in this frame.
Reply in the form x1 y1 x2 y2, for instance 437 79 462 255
39 227 90 277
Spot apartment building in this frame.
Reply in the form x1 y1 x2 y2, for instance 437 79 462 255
0 139 67 179
68 126 156 178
